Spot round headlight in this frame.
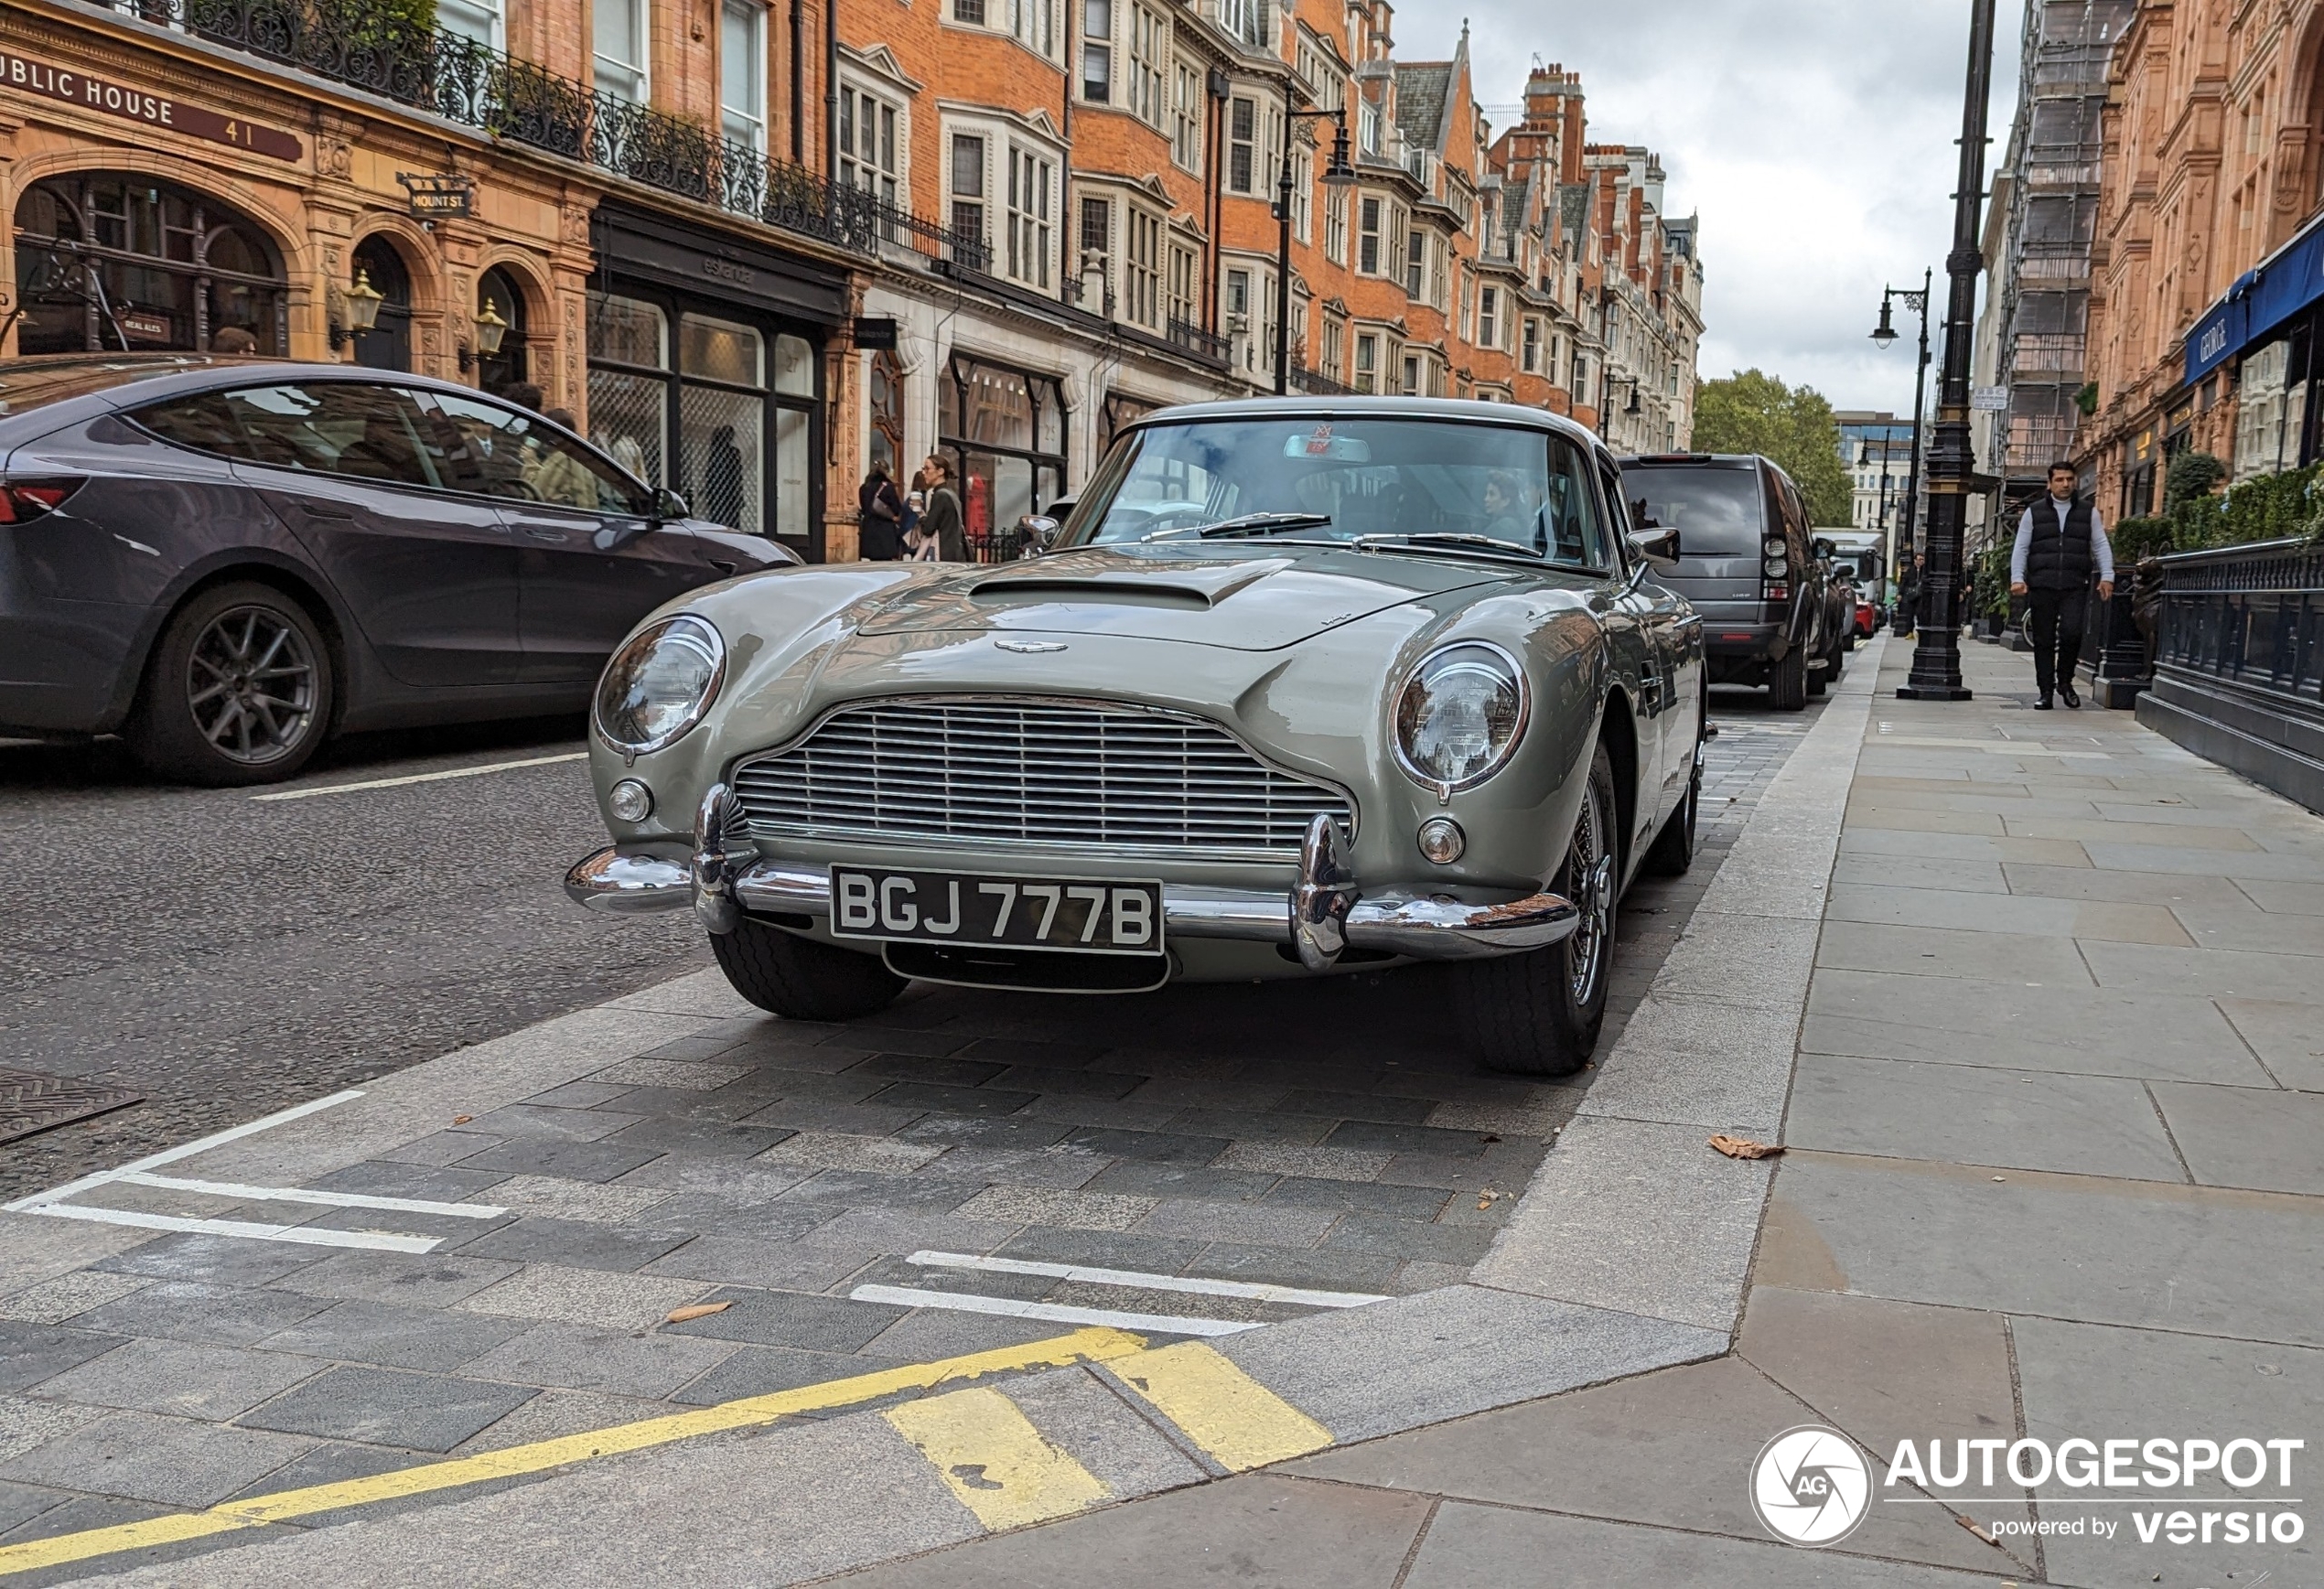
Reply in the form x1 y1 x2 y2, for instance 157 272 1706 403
595 615 726 756
1394 642 1528 793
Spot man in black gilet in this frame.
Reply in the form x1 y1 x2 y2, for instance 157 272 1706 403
2008 462 2115 709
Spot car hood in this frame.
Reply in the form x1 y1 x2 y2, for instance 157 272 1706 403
852 543 1512 650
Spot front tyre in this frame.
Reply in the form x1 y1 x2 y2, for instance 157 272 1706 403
1454 741 1617 1077
711 917 907 1021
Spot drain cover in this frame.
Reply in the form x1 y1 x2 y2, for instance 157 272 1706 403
0 1068 142 1145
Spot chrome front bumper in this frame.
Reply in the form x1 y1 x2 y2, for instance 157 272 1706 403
565 790 1577 965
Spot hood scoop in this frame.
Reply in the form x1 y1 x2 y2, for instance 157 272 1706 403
969 577 1213 613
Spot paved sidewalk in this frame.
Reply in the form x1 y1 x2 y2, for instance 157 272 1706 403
817 638 2324 1589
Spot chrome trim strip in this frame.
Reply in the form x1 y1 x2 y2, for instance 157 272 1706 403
1344 890 1579 960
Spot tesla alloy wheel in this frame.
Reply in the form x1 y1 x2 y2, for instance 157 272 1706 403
1454 740 1617 1076
128 583 334 786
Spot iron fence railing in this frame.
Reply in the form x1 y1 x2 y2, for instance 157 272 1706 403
102 0 987 271
1289 363 1357 397
1165 317 1232 364
2154 539 2324 701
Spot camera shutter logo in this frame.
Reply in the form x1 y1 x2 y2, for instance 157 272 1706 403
1750 1425 1871 1547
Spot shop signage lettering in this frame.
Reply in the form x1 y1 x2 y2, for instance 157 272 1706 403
117 310 173 343
703 254 756 286
397 173 474 218
0 48 302 162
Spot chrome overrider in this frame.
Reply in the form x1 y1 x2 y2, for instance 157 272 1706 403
564 785 1581 965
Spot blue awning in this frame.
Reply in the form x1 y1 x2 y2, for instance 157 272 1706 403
2185 215 2324 383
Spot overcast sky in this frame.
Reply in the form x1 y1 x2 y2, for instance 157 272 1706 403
1401 0 2028 420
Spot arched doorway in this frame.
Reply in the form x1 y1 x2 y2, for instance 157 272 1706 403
12 174 285 355
474 264 531 397
350 234 414 372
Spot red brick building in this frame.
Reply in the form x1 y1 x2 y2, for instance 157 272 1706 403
3 0 1703 563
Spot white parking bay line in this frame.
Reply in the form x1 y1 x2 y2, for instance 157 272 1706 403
4 1089 365 1213
251 751 587 801
20 1204 440 1252
904 1250 1390 1310
849 1284 1262 1338
114 1173 505 1219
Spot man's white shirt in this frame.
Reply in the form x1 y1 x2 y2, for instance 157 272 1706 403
2012 497 2114 586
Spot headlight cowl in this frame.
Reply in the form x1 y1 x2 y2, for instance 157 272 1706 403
595 615 726 757
1394 641 1527 795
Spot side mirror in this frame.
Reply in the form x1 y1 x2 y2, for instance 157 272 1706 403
1017 513 1060 557
651 487 691 522
1813 537 1836 561
1626 525 1681 572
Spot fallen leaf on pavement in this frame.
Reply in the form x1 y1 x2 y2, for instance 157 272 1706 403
1956 1517 1999 1547
451 1115 472 1125
665 1302 733 1324
1708 1134 1784 1160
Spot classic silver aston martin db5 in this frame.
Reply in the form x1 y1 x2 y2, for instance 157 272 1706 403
567 398 1705 1074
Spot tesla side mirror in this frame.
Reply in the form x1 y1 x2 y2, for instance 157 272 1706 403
1626 525 1681 571
1017 514 1060 556
651 487 691 522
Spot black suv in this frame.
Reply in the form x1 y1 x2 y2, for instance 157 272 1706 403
1619 453 1840 711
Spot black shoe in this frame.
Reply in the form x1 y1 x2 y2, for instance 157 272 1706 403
2060 683 2081 709
2034 695 2054 710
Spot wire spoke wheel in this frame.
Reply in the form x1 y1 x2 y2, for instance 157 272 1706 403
1565 776 1612 1007
188 604 317 765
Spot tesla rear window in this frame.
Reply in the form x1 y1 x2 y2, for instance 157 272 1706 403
1624 466 1765 556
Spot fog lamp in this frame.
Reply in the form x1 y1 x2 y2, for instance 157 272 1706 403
608 778 654 822
1416 816 1467 864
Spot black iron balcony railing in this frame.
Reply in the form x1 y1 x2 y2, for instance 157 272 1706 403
1164 317 1232 365
1289 364 1358 397
102 0 989 272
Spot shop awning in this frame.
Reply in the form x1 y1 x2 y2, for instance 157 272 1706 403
2185 210 2324 384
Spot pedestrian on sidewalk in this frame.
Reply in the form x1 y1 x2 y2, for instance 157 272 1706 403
1895 553 1923 638
919 455 967 562
2009 461 2114 710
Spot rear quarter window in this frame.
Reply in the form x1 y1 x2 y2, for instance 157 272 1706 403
1624 466 1765 557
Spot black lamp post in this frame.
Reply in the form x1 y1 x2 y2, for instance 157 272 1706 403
1897 0 1996 701
1871 270 1932 580
1598 373 1639 442
1274 108 1358 395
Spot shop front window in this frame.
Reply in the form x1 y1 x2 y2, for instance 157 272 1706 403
586 292 669 489
679 312 766 535
940 354 1067 560
13 175 285 356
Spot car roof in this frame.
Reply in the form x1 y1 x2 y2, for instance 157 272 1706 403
1617 452 1763 469
0 354 543 446
1126 394 1609 452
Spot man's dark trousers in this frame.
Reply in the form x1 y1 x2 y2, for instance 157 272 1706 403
2027 585 2087 699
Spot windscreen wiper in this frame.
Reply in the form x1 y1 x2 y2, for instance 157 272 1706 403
1143 511 1335 542
1351 531 1545 563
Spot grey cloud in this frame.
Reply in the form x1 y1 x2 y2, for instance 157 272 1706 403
1397 0 2028 412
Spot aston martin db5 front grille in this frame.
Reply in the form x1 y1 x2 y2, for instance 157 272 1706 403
730 698 1352 860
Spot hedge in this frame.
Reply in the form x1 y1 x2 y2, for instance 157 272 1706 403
2112 451 2324 561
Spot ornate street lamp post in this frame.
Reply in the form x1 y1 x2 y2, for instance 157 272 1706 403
1898 0 1997 701
1274 108 1358 396
1870 270 1932 577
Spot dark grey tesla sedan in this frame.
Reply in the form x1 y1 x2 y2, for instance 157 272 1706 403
0 355 796 784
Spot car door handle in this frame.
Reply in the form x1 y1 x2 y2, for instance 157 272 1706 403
708 558 738 576
522 527 570 543
296 502 357 521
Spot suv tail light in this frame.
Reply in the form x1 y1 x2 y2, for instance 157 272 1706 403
0 478 83 522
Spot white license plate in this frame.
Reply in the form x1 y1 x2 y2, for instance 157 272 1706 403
828 867 1165 955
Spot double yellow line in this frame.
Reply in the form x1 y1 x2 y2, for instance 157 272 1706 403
0 1329 1333 1577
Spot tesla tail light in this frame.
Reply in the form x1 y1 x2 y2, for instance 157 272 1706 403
0 479 84 523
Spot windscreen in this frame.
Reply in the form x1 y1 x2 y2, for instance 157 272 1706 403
1070 416 1611 566
1624 465 1765 556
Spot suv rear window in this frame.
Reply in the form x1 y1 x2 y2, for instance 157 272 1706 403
1623 465 1765 556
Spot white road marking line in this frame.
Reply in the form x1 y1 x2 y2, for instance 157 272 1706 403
850 1283 1261 1337
4 1089 365 1212
113 1173 504 1219
251 751 586 801
904 1250 1389 1310
20 1203 440 1252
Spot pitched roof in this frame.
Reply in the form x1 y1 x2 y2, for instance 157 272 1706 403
1394 63 1452 153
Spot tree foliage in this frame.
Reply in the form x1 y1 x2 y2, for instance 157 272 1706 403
1690 370 1855 527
